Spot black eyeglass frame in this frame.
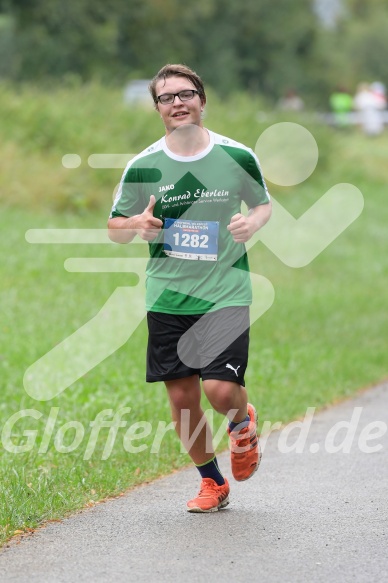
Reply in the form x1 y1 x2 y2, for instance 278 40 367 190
156 89 200 105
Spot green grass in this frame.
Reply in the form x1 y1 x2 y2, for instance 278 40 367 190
0 84 387 545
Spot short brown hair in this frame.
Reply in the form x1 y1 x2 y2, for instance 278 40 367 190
149 64 206 106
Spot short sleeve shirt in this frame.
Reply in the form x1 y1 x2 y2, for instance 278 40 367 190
110 130 270 314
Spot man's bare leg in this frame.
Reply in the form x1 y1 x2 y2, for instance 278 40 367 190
165 375 214 463
202 379 248 422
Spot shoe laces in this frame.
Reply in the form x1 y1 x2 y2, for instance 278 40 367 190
198 478 219 497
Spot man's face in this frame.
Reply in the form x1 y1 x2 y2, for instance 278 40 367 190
155 76 205 135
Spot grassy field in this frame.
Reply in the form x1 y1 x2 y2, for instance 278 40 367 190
0 84 387 545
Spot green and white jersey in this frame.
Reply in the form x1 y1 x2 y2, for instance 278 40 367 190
110 130 270 314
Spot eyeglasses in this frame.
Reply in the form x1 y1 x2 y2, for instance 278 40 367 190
157 90 199 105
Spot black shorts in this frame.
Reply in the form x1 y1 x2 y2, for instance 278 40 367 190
146 306 250 385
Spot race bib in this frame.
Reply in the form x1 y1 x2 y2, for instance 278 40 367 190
163 218 219 261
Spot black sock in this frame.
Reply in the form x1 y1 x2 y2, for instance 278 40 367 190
196 456 225 485
228 414 250 432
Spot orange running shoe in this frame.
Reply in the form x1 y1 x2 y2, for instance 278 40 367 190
187 478 230 513
228 403 261 481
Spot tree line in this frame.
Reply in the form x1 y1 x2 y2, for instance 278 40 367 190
0 0 387 106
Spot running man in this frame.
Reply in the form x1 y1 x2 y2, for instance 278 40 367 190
108 64 272 512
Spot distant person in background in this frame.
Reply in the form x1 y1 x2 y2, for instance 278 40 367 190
353 82 386 136
277 88 305 112
370 82 387 110
329 86 353 128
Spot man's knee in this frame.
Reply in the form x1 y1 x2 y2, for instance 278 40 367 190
165 376 201 411
202 379 241 414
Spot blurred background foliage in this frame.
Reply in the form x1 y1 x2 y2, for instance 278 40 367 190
0 0 387 106
1 0 388 539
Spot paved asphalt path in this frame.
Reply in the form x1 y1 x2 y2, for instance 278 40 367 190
1 382 387 583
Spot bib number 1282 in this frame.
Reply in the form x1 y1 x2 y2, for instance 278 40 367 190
172 232 209 248
163 218 219 261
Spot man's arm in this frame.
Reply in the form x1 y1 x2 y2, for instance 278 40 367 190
108 195 163 244
227 201 272 243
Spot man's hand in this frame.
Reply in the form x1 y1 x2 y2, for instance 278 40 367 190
227 213 254 243
227 202 272 243
108 195 163 243
135 195 163 241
